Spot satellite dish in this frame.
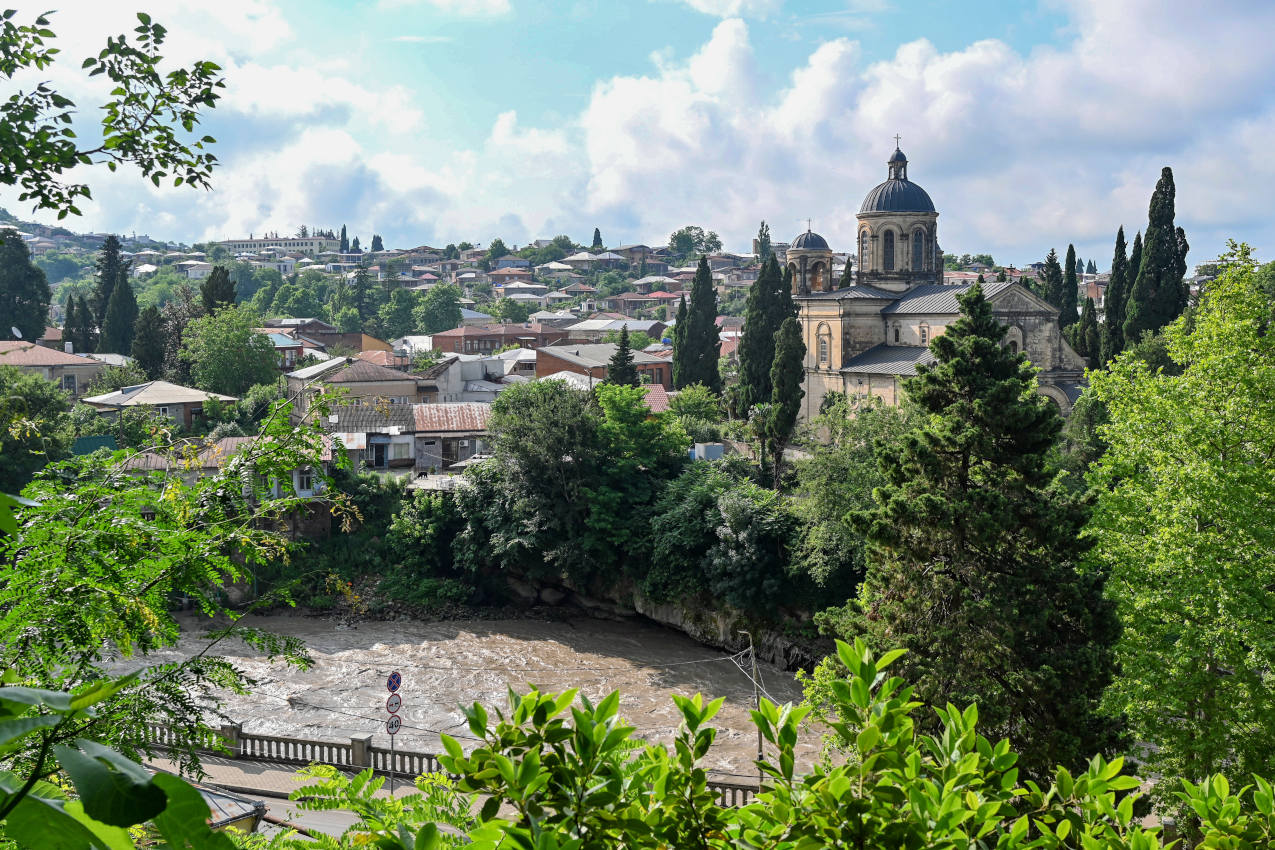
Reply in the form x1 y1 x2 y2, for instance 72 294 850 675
10 327 21 339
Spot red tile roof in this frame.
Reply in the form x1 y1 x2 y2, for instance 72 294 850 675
0 341 98 366
430 323 562 338
356 350 411 369
642 384 670 413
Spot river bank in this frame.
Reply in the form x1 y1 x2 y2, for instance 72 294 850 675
148 610 819 777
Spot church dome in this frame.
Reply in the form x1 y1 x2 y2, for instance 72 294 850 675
860 147 936 214
790 229 829 250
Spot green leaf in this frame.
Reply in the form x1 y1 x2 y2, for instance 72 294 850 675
150 773 238 849
416 822 440 850
54 740 167 827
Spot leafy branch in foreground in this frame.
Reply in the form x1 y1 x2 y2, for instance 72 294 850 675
0 9 225 216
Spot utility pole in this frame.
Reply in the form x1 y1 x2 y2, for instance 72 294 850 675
740 630 762 785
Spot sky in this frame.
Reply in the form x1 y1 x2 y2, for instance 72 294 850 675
4 0 1274 268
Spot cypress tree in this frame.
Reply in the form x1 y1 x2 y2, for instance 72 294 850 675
371 234 384 252
339 224 349 254
1101 227 1130 362
74 295 95 353
1129 230 1143 284
131 305 167 378
92 234 130 327
1086 258 1097 275
353 266 375 321
62 297 79 352
606 326 639 387
200 265 236 314
738 255 783 413
766 316 805 486
98 275 138 354
1075 256 1085 278
1041 249 1064 312
755 221 771 261
351 236 361 253
1060 244 1079 330
839 258 854 288
591 228 603 251
1067 296 1100 369
977 273 985 284
851 283 1120 779
1124 168 1188 344
671 294 689 388
676 256 722 392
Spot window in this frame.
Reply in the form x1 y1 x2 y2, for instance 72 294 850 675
391 442 410 460
60 374 76 394
818 336 829 363
297 467 313 492
883 231 895 271
893 326 900 343
920 325 930 345
859 232 868 270
157 406 169 417
912 231 923 270
1008 340 1019 354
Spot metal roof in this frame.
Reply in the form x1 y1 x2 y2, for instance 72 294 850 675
83 380 237 406
538 343 666 367
0 341 99 367
790 230 830 250
881 280 1014 314
324 404 416 432
803 285 902 301
412 402 492 433
842 344 934 376
859 178 936 213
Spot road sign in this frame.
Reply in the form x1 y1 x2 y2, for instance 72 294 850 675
386 671 401 693
386 693 401 714
386 714 402 735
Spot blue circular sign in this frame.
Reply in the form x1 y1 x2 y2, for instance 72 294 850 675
386 671 401 693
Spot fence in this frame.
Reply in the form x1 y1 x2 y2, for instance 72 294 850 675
144 723 757 807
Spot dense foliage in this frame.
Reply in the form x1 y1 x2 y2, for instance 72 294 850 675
0 236 50 342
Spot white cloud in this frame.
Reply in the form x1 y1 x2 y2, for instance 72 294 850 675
391 35 454 43
663 0 782 19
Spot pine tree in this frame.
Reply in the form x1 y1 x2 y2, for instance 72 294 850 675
1060 244 1079 330
1086 258 1097 275
339 224 349 254
1041 248 1064 312
606 326 639 386
1101 227 1130 362
371 234 384 252
755 221 771 261
671 295 689 388
200 265 236 313
1124 168 1188 345
766 316 805 486
738 255 783 413
131 305 166 378
92 234 130 328
98 275 138 354
674 256 722 392
591 228 603 251
850 283 1120 779
1075 256 1085 278
73 295 94 353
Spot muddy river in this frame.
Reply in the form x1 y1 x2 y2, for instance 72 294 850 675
149 613 818 778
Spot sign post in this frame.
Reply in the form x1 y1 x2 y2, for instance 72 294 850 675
386 671 402 795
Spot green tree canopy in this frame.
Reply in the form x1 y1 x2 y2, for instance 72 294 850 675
1060 243 1079 329
416 284 463 334
766 316 805 484
1089 244 1275 811
0 235 51 342
199 264 235 313
737 255 790 413
0 364 71 491
1124 167 1189 344
591 228 603 250
606 326 640 386
370 233 384 252
379 287 419 339
672 256 722 392
755 220 771 261
179 306 277 396
1041 248 1064 313
130 305 166 379
98 274 138 355
840 283 1120 779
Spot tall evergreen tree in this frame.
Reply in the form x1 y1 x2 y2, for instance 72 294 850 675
351 236 361 253
1060 244 1079 329
671 295 689 388
674 257 722 392
738 255 783 413
98 275 138 354
1075 256 1085 278
996 268 1007 282
371 234 384 252
1041 248 1064 312
1128 230 1143 285
0 236 50 342
1086 258 1097 275
848 283 1120 779
839 257 854 288
92 234 129 328
591 228 603 251
339 224 349 254
62 296 80 351
1067 296 1100 369
1124 168 1188 344
766 316 805 486
131 305 166 378
200 265 236 314
1101 227 1130 362
353 266 375 321
606 326 639 387
73 294 95 353
755 221 772 261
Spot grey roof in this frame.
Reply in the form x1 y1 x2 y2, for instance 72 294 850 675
888 147 908 163
538 343 666 368
860 178 936 213
323 404 416 433
803 284 902 301
881 280 1014 314
790 230 830 251
842 344 934 376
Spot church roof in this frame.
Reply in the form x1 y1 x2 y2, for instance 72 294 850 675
860 179 936 214
790 230 829 250
802 284 901 301
842 344 934 376
881 281 1014 314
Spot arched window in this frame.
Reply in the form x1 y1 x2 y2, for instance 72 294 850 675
859 231 868 271
919 323 930 345
912 231 923 270
893 325 900 343
818 336 828 362
883 231 895 271
1008 340 1019 354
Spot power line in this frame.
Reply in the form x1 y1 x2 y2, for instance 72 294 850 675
362 650 752 676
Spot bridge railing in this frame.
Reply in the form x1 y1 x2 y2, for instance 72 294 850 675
143 723 758 807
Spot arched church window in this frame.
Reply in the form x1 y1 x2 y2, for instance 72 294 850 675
859 231 868 271
883 231 895 271
818 336 828 362
920 323 930 345
893 325 900 343
912 231 923 270
1009 340 1019 354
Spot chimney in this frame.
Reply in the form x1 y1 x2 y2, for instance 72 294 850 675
64 341 73 354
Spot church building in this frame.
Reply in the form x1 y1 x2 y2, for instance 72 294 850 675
794 146 1086 418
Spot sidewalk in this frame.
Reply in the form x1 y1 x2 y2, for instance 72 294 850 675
145 754 412 801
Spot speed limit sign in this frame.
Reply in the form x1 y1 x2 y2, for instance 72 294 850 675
386 714 402 735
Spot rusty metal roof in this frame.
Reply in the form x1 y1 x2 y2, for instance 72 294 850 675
412 402 492 433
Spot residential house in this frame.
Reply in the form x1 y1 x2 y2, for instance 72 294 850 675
356 349 413 371
493 256 531 270
461 307 495 325
633 275 680 294
286 357 425 423
490 267 534 286
564 318 667 342
414 403 492 472
599 291 653 314
614 244 652 266
0 341 104 399
528 310 578 327
256 331 305 370
428 323 567 355
536 342 672 389
36 326 62 350
320 401 492 474
83 380 237 428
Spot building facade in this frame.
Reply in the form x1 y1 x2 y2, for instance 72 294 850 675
796 147 1086 418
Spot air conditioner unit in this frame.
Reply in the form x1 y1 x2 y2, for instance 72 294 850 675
459 439 470 448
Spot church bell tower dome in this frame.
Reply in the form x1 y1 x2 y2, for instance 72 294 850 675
787 226 834 296
856 143 940 292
